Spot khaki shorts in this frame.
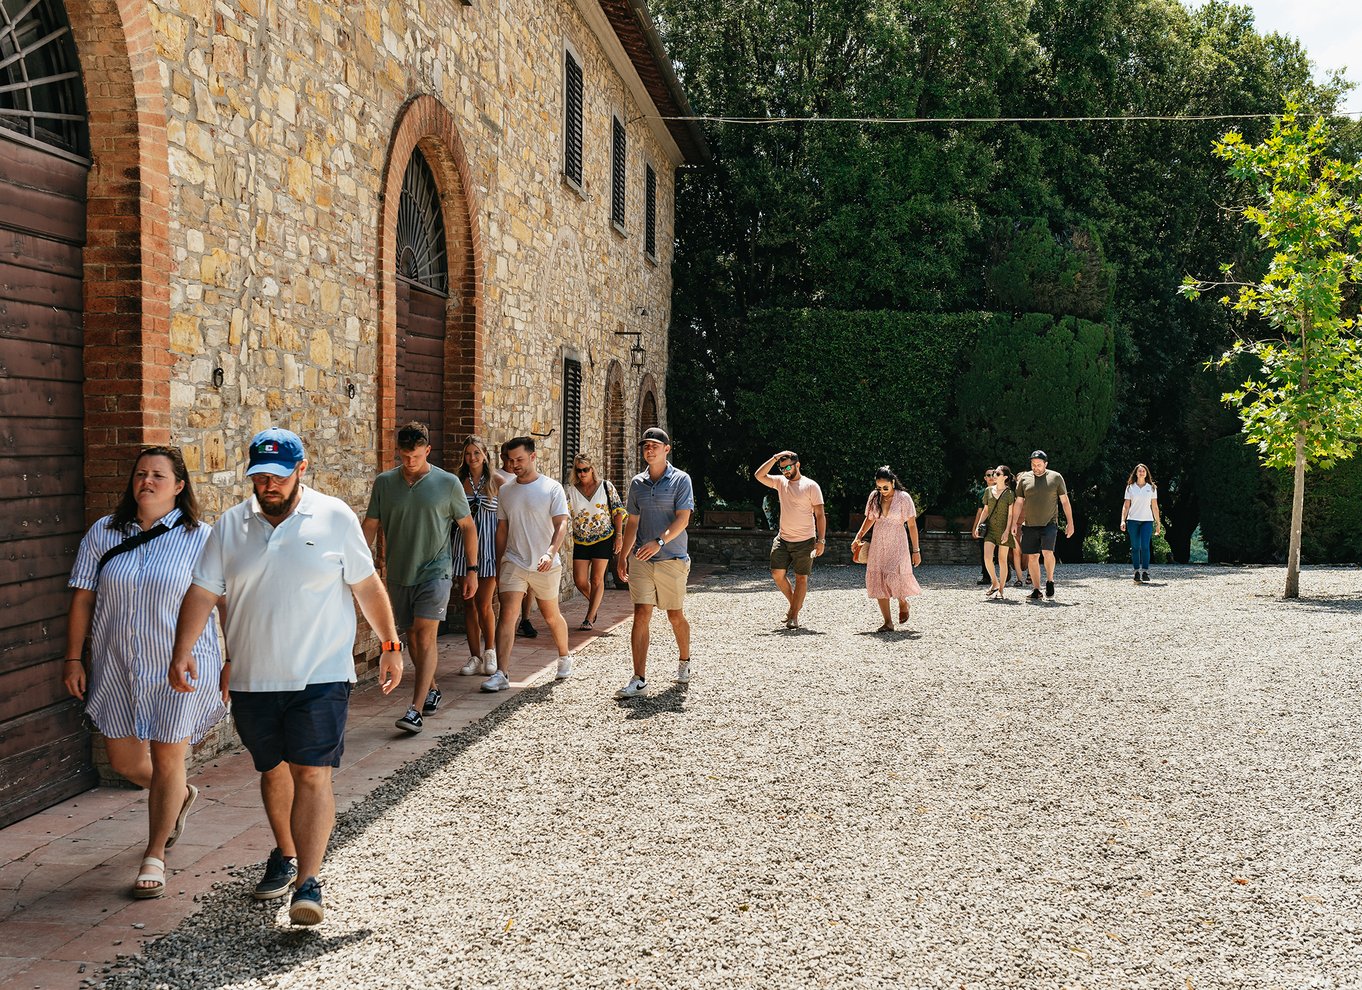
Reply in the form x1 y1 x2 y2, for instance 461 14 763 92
500 561 563 601
628 558 690 611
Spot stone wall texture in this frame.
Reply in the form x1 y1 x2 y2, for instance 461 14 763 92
128 0 678 520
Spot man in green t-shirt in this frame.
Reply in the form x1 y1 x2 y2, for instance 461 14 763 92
1012 450 1075 601
363 423 477 733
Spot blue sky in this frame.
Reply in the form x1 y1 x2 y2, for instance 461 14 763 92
1231 0 1361 101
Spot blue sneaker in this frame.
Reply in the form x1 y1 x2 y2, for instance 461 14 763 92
253 848 297 901
289 876 324 925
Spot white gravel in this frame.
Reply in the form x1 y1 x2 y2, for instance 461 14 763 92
101 564 1362 989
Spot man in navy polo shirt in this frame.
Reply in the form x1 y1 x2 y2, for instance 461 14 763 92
616 428 695 698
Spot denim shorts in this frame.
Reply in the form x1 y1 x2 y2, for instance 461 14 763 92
231 681 352 772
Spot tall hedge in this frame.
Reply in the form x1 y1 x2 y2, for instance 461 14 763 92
732 309 985 512
986 218 1115 320
952 312 1116 475
1197 435 1362 563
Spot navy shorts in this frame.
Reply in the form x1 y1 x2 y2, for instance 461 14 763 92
1020 523 1059 555
230 681 352 772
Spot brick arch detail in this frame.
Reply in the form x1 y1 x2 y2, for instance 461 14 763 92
635 372 660 475
603 361 627 491
377 94 484 472
66 0 172 520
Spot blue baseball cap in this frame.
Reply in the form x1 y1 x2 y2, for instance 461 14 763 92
246 428 305 477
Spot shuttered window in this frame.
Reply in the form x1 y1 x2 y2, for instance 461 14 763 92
644 164 657 260
562 358 582 476
611 117 626 230
564 51 583 187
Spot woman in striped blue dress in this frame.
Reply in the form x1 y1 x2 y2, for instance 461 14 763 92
63 447 226 898
451 436 503 677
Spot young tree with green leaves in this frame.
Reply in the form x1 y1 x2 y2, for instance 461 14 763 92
1182 105 1362 598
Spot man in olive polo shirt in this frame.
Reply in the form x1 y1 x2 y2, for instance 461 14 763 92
363 422 478 734
1013 449 1075 600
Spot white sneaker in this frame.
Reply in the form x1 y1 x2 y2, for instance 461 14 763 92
676 661 691 683
556 654 574 680
616 676 646 698
481 650 498 676
459 657 480 676
480 670 509 693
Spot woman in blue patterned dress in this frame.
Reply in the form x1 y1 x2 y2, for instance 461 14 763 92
63 447 226 898
452 436 502 677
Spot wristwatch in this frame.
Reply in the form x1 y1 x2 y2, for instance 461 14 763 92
657 535 668 546
380 641 403 653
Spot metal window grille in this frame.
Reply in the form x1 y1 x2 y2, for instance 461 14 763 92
562 358 582 476
0 0 89 157
644 165 657 258
396 149 449 292
564 51 583 186
611 117 626 228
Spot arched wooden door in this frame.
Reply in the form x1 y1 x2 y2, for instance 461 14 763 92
603 364 627 491
0 0 96 826
395 150 449 467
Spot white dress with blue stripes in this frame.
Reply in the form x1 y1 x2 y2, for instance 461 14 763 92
451 473 500 578
69 508 227 743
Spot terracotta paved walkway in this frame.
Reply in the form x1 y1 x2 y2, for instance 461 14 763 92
0 591 636 990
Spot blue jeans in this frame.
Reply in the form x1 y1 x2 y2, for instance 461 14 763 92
1128 519 1153 570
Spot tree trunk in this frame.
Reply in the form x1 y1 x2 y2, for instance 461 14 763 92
1284 429 1306 599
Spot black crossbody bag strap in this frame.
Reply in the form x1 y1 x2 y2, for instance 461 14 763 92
95 517 185 577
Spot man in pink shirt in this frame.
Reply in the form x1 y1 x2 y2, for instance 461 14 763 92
754 450 826 628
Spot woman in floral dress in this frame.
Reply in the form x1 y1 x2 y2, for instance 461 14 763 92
567 454 625 629
850 466 923 632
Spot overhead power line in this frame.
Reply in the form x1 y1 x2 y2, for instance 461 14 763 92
642 110 1362 125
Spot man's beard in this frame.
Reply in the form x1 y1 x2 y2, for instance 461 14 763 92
258 478 300 517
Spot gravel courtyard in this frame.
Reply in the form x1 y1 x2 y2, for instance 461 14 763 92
105 565 1362 990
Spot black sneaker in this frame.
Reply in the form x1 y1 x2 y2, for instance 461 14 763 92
395 707 423 734
1141 571 1151 583
1028 589 1043 600
976 576 991 585
1133 572 1143 584
289 876 324 926
1045 580 1055 599
422 687 442 715
253 848 297 901
517 618 538 638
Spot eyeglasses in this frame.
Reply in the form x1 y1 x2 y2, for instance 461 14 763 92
985 471 996 477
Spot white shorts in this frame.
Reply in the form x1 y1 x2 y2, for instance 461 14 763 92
500 561 562 601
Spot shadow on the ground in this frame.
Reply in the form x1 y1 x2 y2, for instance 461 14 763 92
100 675 569 990
618 683 689 721
1271 595 1362 614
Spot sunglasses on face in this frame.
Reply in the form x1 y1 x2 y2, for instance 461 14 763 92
876 486 893 493
576 468 592 474
779 463 795 472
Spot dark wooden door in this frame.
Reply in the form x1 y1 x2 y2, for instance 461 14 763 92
396 277 448 468
0 132 96 827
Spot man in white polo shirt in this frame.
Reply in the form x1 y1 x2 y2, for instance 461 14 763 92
169 428 403 927
480 435 575 692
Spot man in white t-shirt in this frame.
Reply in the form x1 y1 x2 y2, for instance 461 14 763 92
481 436 575 692
754 450 826 628
169 428 403 927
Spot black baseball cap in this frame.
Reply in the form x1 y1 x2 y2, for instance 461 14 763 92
1030 449 1048 461
639 427 670 446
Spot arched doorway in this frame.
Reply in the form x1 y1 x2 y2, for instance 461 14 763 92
377 96 482 475
603 362 627 491
395 149 449 466
637 376 659 475
0 0 96 825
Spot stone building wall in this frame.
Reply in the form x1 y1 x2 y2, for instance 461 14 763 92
144 0 678 520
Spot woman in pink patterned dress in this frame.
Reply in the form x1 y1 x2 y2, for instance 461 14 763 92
850 466 923 632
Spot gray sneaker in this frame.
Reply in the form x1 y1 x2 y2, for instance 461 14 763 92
481 670 510 693
253 847 297 901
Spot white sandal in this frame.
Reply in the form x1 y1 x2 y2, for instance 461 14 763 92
166 783 197 849
132 856 165 899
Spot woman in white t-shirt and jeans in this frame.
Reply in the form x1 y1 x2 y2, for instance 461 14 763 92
1120 463 1162 583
